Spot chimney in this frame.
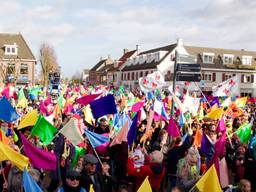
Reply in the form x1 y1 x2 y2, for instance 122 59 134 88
123 48 129 54
177 38 183 47
136 45 140 54
100 56 103 61
241 49 245 51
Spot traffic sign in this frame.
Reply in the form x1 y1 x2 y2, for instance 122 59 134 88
176 64 201 72
177 54 197 63
176 73 201 82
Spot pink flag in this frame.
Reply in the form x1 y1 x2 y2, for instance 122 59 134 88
76 93 101 106
214 132 226 157
39 101 47 115
167 116 180 137
216 118 226 133
1 87 10 99
110 121 128 147
131 101 144 112
95 133 110 154
219 158 230 188
20 133 57 170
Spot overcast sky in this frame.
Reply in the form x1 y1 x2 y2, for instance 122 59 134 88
0 0 255 77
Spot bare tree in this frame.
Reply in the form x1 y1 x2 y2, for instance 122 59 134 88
39 43 59 86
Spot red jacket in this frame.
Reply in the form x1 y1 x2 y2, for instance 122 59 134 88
127 157 165 190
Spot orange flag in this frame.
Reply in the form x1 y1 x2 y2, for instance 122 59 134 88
0 130 11 145
193 128 202 148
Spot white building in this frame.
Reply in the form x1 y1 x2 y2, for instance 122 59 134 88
120 39 256 96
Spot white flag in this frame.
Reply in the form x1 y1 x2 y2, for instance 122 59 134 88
59 118 84 146
212 76 239 96
139 71 165 92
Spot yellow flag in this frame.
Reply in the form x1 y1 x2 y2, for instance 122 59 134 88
195 165 222 192
209 103 218 112
0 142 29 171
18 109 39 130
235 97 247 108
207 108 223 120
17 97 28 109
138 176 152 192
89 184 95 192
83 105 95 125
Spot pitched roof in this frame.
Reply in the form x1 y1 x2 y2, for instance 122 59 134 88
90 59 107 71
122 44 176 71
185 45 256 70
0 33 35 60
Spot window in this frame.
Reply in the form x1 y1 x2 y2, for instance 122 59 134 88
223 54 234 64
242 56 252 65
136 72 138 80
140 71 143 77
203 52 214 63
124 73 126 80
202 73 212 81
225 74 232 81
20 63 28 74
121 73 123 80
242 74 253 83
127 73 130 80
4 44 18 55
131 72 134 80
145 71 149 76
7 63 15 74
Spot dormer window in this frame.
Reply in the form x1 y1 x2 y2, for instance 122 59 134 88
5 43 18 55
242 56 252 65
223 54 234 64
203 52 214 64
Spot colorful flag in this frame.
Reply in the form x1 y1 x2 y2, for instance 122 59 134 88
0 96 20 122
90 94 117 119
212 76 239 97
85 129 109 148
20 133 57 170
206 108 224 120
127 113 138 146
137 176 152 192
110 121 128 147
139 71 165 92
235 97 247 108
23 168 43 192
71 146 86 168
17 88 28 108
201 133 213 154
221 97 232 107
235 123 252 144
214 132 226 157
83 105 95 125
31 115 57 145
0 130 11 145
18 109 39 130
89 184 95 192
166 116 180 138
0 141 29 171
194 165 222 192
131 101 144 112
171 93 186 113
76 93 101 106
57 94 66 109
59 118 84 146
216 118 226 133
193 128 202 148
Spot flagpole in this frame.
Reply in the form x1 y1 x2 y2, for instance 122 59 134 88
193 82 211 107
91 143 103 167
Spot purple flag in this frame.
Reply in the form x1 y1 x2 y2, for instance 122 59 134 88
216 118 226 133
166 116 180 138
201 133 213 154
214 132 226 157
76 93 101 106
90 94 117 119
20 133 57 170
127 113 138 146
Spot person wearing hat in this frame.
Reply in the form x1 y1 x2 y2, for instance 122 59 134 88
127 149 165 191
58 170 86 192
94 118 110 134
81 154 113 192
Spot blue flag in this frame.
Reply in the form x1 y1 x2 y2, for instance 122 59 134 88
85 129 109 148
90 94 117 119
0 96 20 122
127 113 138 146
23 168 42 192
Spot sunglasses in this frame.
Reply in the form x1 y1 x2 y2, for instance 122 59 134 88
67 176 80 181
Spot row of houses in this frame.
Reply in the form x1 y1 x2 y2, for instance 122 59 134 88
89 38 256 97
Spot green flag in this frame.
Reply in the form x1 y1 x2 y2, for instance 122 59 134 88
71 146 86 168
18 88 25 101
31 115 57 145
57 94 65 109
235 123 252 144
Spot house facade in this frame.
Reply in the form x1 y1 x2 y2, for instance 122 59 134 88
0 33 36 87
121 39 256 96
89 57 113 84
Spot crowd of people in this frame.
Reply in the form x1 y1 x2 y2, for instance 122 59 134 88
0 82 255 192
